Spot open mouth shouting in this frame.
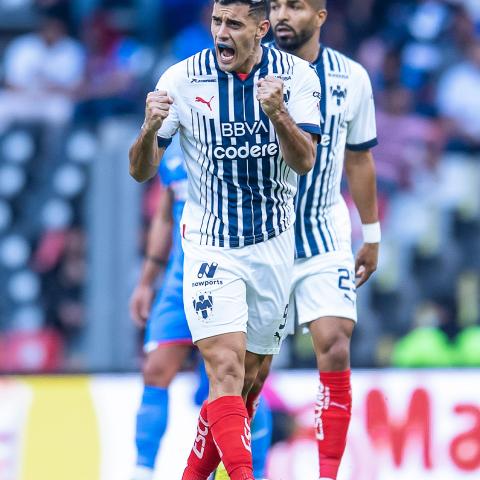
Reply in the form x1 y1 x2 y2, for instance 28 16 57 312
216 42 236 66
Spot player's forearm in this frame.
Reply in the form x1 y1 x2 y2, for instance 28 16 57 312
345 150 379 224
139 217 173 286
129 128 161 183
270 110 316 175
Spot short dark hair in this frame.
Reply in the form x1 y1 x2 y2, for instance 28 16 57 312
215 0 270 20
308 0 327 8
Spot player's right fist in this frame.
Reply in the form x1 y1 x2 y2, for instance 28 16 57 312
143 90 174 133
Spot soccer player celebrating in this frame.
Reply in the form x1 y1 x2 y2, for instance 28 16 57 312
129 139 272 480
129 1 321 479
267 1 381 479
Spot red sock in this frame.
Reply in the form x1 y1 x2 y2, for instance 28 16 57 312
207 396 254 480
316 370 352 480
182 402 221 480
246 390 261 420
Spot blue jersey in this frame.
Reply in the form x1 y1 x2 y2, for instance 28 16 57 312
159 136 188 266
157 137 187 295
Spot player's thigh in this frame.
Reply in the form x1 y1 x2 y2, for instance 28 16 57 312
143 343 191 386
182 239 249 344
246 229 295 355
294 250 358 328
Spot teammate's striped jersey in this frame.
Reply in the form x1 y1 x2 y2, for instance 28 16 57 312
294 46 378 258
155 45 321 248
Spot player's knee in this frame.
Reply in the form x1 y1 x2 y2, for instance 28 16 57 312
316 335 351 371
143 356 174 387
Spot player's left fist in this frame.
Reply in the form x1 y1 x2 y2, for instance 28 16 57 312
257 76 286 119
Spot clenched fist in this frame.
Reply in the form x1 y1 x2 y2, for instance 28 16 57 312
143 90 174 133
256 76 286 119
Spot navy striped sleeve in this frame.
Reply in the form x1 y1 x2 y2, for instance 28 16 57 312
157 136 173 148
346 138 378 151
298 123 321 137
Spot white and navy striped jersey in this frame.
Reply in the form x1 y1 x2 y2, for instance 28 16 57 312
155 46 321 248
294 46 378 258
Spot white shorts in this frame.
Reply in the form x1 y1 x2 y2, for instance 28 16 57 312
182 228 294 355
290 250 357 329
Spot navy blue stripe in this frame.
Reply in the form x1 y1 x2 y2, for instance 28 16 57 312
205 50 212 75
346 138 378 151
323 113 342 247
327 111 344 211
198 51 204 75
333 51 341 71
157 136 172 148
326 50 335 71
200 114 214 241
270 48 279 74
209 118 223 246
194 111 208 244
242 76 263 241
269 51 288 231
217 72 238 246
279 51 287 74
298 123 321 137
314 50 333 252
323 115 339 248
258 59 275 234
303 140 327 254
285 53 293 73
232 76 253 242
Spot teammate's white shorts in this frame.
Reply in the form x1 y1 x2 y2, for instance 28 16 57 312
290 250 357 328
182 228 294 355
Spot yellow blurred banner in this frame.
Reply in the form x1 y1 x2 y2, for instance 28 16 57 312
21 377 100 480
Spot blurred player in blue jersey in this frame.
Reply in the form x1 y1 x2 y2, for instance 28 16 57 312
129 0 321 477
255 1 380 479
129 137 272 480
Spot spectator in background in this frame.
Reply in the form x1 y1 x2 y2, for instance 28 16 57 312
375 85 443 196
437 38 480 153
74 12 146 124
0 13 84 128
170 1 212 61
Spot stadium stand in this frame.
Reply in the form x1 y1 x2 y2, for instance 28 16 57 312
0 0 479 371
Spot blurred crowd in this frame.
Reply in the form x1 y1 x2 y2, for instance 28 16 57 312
0 0 479 371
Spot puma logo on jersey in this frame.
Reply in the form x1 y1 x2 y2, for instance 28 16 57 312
195 95 214 111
